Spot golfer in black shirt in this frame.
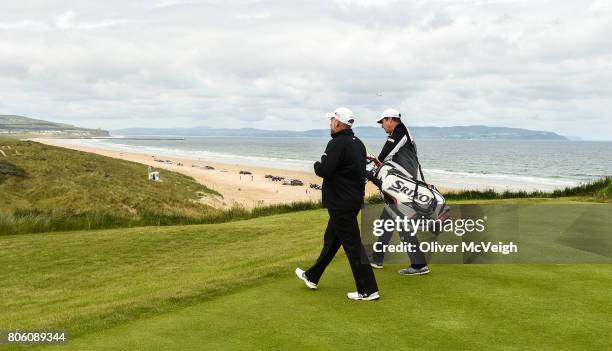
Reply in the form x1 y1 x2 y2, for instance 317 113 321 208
295 107 380 301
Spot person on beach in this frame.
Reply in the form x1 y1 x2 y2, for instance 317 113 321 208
366 108 430 276
295 107 380 301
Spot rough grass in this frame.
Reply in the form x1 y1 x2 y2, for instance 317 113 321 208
0 160 26 178
0 138 221 233
444 177 612 201
0 200 322 236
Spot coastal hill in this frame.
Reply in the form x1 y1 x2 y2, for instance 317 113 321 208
114 125 568 140
0 137 220 234
0 115 109 137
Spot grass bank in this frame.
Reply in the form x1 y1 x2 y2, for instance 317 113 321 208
0 138 320 235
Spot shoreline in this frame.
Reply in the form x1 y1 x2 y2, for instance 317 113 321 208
30 137 588 193
30 138 389 208
26 137 588 203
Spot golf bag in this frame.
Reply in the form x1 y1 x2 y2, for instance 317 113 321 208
368 160 450 233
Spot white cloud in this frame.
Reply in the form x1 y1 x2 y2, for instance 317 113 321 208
54 11 136 29
0 0 610 139
233 12 271 22
151 1 202 9
0 20 49 30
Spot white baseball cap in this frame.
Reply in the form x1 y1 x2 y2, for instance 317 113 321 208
325 107 355 126
376 108 401 123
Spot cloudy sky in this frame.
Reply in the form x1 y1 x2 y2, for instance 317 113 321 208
1 0 610 139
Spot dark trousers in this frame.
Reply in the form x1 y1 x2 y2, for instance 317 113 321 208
371 205 427 268
305 208 379 295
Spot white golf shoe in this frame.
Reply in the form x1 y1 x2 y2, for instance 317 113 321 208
295 268 317 289
347 291 380 301
370 262 383 269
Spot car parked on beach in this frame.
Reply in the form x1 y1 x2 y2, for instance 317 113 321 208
283 179 303 186
266 175 286 182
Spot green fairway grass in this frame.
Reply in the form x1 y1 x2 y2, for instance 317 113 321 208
1 208 611 350
55 263 612 351
0 210 326 338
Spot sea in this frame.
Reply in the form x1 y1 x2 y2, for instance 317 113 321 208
59 136 612 192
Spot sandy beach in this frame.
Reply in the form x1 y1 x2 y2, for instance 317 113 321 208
31 138 385 208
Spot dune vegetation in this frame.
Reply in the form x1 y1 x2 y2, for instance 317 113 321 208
0 138 319 235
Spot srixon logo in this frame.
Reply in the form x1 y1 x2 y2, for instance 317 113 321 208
388 178 432 203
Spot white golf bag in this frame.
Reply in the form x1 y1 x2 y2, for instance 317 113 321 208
372 161 450 231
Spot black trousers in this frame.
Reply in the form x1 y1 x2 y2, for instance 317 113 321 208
371 205 427 268
305 208 379 295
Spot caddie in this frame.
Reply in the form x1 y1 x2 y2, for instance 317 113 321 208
367 108 430 275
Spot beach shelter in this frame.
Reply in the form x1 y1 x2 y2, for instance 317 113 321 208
148 166 161 182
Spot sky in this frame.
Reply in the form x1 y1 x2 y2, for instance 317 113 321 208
0 0 610 140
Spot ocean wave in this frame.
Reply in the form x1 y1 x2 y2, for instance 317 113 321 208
63 139 314 171
424 168 580 186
